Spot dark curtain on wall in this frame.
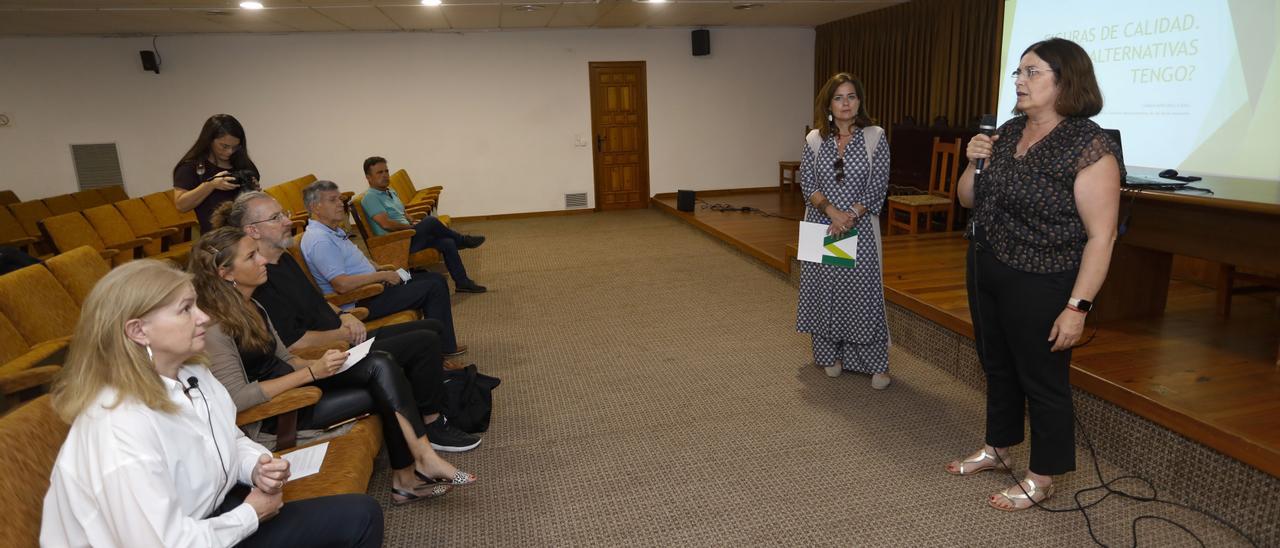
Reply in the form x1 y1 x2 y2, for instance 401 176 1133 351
814 0 1004 133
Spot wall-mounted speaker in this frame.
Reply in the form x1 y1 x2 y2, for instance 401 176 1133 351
139 50 160 74
692 29 710 57
677 190 696 212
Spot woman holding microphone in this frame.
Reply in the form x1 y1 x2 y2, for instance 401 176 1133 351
945 38 1123 511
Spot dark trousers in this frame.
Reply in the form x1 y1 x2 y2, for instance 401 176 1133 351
408 216 471 284
359 271 459 353
966 234 1077 475
313 351 430 470
370 319 446 417
216 489 383 548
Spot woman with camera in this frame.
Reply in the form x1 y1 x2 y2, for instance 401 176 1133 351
174 114 261 232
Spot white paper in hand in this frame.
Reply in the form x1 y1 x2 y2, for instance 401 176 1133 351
335 337 376 375
282 442 328 482
396 268 411 283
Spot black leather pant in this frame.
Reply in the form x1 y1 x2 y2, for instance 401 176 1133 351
314 350 429 470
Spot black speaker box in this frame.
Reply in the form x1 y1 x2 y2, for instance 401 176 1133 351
139 50 160 74
677 190 696 212
692 29 710 56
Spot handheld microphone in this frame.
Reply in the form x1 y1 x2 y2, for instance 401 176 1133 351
974 114 996 174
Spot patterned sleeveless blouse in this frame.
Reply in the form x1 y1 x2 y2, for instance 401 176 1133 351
968 116 1124 274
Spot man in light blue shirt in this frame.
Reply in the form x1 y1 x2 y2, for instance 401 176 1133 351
301 180 466 355
361 156 487 293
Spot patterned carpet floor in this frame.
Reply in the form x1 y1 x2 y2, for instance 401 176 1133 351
365 209 1250 547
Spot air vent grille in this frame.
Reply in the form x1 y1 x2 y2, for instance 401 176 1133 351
70 143 124 189
565 192 588 209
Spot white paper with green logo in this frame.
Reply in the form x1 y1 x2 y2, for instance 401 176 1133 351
797 221 857 268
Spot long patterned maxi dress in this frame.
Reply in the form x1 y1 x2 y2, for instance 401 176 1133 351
796 128 891 373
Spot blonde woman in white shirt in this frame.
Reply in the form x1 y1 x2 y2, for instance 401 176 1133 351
40 260 384 548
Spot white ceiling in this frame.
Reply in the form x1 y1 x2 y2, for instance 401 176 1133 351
0 0 904 36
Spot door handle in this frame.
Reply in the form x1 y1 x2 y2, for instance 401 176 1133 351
596 134 606 152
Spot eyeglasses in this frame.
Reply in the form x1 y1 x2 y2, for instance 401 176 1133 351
833 158 845 182
246 210 292 226
1010 67 1054 81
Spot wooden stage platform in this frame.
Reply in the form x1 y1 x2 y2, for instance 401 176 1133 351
653 188 1280 478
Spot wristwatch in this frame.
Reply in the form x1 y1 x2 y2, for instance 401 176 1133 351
1068 297 1093 313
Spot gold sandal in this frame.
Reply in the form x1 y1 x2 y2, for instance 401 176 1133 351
989 478 1054 512
945 449 1011 476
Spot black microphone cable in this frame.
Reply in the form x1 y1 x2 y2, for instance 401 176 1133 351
186 377 231 494
967 231 1258 547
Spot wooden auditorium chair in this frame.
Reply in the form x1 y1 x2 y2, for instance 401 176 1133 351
42 194 81 216
349 192 443 270
265 174 315 227
95 185 128 203
0 246 108 407
141 190 199 242
113 198 193 257
0 206 39 256
0 259 83 406
388 169 441 216
82 205 189 265
70 189 107 211
886 137 962 235
8 200 56 247
0 190 19 206
37 212 142 266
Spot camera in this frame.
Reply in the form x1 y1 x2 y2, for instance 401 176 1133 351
227 169 260 190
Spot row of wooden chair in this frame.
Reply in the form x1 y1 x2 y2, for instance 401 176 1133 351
1 189 196 258
0 186 128 215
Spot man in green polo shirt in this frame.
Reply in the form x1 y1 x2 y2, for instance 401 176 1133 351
361 156 487 293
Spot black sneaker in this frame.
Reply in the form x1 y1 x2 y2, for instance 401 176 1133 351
455 280 487 293
460 235 486 249
427 416 481 453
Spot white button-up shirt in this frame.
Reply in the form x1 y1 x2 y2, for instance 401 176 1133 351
41 364 272 547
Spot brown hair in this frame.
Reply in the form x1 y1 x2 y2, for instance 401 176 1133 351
1015 38 1103 118
814 73 874 139
51 260 192 422
188 227 274 354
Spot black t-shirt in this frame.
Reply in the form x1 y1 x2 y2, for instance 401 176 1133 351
252 253 342 348
173 159 259 232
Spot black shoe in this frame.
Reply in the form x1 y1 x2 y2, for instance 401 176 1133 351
426 416 481 453
460 235 486 249
455 280 487 293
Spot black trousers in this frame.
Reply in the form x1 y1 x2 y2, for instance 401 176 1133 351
360 271 459 353
966 233 1077 475
313 352 430 471
369 319 445 417
216 488 383 547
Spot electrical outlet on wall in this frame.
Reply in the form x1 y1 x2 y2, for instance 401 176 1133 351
0 113 12 128
573 134 588 147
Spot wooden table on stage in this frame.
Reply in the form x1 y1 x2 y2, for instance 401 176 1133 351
1095 175 1280 327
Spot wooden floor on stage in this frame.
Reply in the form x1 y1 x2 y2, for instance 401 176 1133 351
653 189 1280 477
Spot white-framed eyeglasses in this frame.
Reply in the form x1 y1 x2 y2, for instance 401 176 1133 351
1010 67 1055 81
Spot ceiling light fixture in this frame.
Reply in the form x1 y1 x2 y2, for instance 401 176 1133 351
421 0 442 6
513 4 545 12
239 1 264 9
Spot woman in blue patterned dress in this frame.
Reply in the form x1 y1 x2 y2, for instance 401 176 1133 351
796 73 892 389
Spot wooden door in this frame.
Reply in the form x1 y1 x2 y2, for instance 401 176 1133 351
589 61 650 211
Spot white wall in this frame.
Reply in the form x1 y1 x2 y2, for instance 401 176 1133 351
0 28 814 217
